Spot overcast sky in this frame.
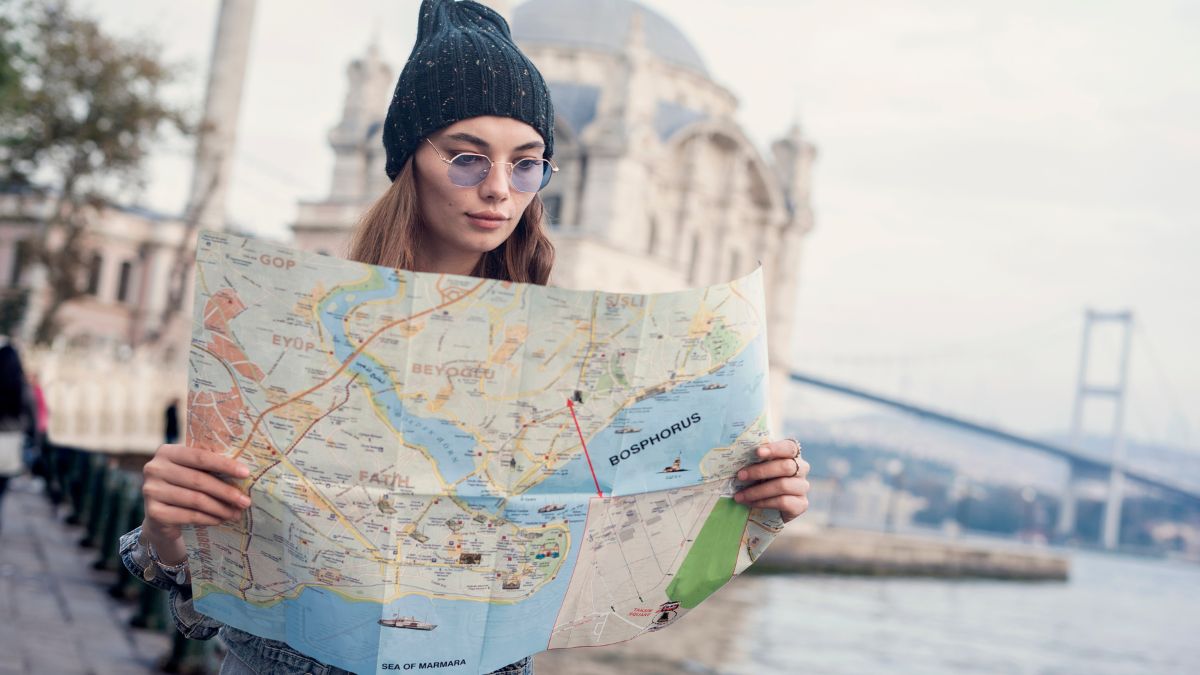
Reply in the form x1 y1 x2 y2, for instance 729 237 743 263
83 0 1199 450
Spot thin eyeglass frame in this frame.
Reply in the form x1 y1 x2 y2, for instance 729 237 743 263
424 138 558 193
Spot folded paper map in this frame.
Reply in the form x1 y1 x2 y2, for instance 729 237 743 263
182 231 783 674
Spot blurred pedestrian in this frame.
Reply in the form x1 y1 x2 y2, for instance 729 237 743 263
26 371 48 476
163 396 179 445
0 342 34 532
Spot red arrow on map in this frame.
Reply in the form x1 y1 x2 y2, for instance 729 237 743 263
566 398 603 498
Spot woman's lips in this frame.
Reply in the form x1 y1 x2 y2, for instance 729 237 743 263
466 211 508 230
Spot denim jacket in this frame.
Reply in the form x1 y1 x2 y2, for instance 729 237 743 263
120 526 532 675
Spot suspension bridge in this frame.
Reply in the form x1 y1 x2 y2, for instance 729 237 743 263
787 309 1200 551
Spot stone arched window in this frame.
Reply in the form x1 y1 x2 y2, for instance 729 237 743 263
116 261 134 304
86 252 103 295
658 120 789 286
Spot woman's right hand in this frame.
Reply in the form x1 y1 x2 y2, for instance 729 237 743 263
140 443 252 564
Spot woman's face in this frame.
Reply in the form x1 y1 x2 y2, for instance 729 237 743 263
412 116 545 275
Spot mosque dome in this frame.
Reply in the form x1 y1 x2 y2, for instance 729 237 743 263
511 0 710 76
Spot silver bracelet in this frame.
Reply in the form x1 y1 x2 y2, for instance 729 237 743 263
139 534 190 585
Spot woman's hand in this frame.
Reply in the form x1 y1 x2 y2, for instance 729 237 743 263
140 443 252 564
733 438 810 523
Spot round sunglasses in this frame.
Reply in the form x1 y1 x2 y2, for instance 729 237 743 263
425 138 558 193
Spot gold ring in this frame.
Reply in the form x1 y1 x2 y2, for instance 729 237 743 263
790 457 801 477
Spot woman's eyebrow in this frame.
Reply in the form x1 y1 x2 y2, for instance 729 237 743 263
446 132 489 148
444 132 545 153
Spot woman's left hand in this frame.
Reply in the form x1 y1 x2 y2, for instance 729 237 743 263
733 438 810 523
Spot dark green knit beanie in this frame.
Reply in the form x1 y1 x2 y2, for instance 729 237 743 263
383 0 555 182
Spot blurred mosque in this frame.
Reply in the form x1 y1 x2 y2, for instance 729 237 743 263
295 0 815 372
0 0 815 448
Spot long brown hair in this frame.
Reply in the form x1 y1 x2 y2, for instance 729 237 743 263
345 160 555 285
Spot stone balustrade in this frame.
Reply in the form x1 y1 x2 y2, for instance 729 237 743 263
29 347 185 455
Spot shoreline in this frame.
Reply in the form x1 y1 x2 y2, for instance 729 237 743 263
749 526 1070 581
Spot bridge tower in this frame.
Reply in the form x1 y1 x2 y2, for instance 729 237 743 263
1056 309 1134 549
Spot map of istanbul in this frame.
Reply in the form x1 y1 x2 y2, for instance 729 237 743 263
182 231 784 674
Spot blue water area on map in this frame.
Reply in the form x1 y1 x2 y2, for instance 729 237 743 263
395 410 483 488
525 334 768 499
197 587 386 675
461 495 506 518
318 270 490 492
197 491 593 674
318 266 402 358
501 493 590 527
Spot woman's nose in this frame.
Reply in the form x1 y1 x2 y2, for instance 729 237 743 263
478 161 511 201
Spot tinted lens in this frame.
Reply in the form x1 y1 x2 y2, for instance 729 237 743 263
511 159 551 193
447 154 490 187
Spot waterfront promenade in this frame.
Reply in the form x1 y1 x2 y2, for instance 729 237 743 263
0 477 170 674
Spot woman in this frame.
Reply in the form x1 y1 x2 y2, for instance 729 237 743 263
121 2 810 673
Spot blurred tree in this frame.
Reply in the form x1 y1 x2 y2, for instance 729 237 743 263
0 10 21 103
0 0 190 344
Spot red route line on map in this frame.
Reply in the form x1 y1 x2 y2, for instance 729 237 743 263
236 506 256 598
566 399 603 498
